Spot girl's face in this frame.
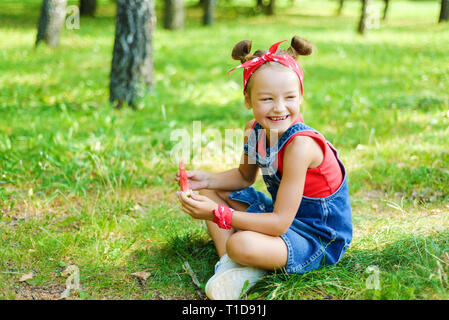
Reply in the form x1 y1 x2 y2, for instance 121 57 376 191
244 63 302 140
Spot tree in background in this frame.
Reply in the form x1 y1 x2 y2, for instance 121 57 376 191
336 0 344 15
164 0 184 30
338 0 388 21
440 0 449 22
80 0 97 16
253 0 277 15
203 0 216 25
36 0 67 47
382 0 390 21
266 0 276 15
109 0 156 109
357 0 371 34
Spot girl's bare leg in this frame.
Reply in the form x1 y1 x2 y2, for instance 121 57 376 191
226 230 288 270
200 189 288 271
198 189 249 258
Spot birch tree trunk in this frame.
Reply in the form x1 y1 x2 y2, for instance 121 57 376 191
357 0 371 35
203 0 216 25
36 0 67 47
164 0 184 30
109 0 156 109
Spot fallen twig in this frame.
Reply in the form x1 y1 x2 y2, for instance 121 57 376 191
183 261 202 289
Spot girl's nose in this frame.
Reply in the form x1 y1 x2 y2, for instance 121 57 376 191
273 99 287 112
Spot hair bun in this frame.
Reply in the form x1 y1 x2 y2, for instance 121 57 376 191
232 40 253 63
288 36 313 58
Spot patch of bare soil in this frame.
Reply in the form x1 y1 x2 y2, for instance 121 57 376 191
15 283 66 300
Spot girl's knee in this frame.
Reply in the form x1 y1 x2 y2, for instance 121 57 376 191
226 231 257 265
218 190 250 212
216 190 232 201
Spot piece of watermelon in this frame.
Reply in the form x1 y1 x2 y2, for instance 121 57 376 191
179 160 191 196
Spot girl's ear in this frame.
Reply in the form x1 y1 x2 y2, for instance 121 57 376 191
244 93 252 109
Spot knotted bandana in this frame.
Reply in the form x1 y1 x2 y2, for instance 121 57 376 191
213 204 234 230
227 40 304 95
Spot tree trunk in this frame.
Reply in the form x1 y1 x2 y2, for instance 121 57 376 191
109 0 156 109
203 0 216 25
337 0 344 15
36 0 67 47
357 0 371 35
164 0 184 30
266 0 275 15
80 0 97 16
440 0 449 22
382 0 390 21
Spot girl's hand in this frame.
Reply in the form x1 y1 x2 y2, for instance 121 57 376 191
176 191 217 221
175 169 210 191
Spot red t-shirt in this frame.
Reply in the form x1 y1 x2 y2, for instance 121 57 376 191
252 115 343 198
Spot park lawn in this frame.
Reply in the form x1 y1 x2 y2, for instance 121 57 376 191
0 0 448 299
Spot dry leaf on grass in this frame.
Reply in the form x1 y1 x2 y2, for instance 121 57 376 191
131 271 151 282
18 272 34 282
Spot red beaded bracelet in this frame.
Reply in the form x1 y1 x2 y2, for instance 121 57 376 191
213 204 234 230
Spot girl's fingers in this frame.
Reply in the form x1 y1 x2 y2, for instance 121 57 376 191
177 192 196 209
182 204 197 216
181 204 192 214
183 201 197 213
189 193 204 201
179 191 196 203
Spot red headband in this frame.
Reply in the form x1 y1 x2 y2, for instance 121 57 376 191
227 40 304 95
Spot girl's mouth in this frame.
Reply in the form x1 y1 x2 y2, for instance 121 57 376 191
268 115 289 122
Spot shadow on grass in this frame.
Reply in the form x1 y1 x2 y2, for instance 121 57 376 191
132 227 449 299
133 230 217 299
251 230 449 299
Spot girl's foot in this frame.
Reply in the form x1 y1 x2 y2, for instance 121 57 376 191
205 255 266 300
213 253 241 274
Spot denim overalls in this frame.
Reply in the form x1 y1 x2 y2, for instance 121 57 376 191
228 121 353 274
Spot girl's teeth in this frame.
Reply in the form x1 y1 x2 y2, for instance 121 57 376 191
270 116 287 121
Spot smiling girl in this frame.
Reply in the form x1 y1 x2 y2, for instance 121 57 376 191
176 36 353 300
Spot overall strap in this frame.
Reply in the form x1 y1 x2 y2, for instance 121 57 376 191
275 122 319 153
244 115 309 167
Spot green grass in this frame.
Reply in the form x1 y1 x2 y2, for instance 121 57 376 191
1 0 448 299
